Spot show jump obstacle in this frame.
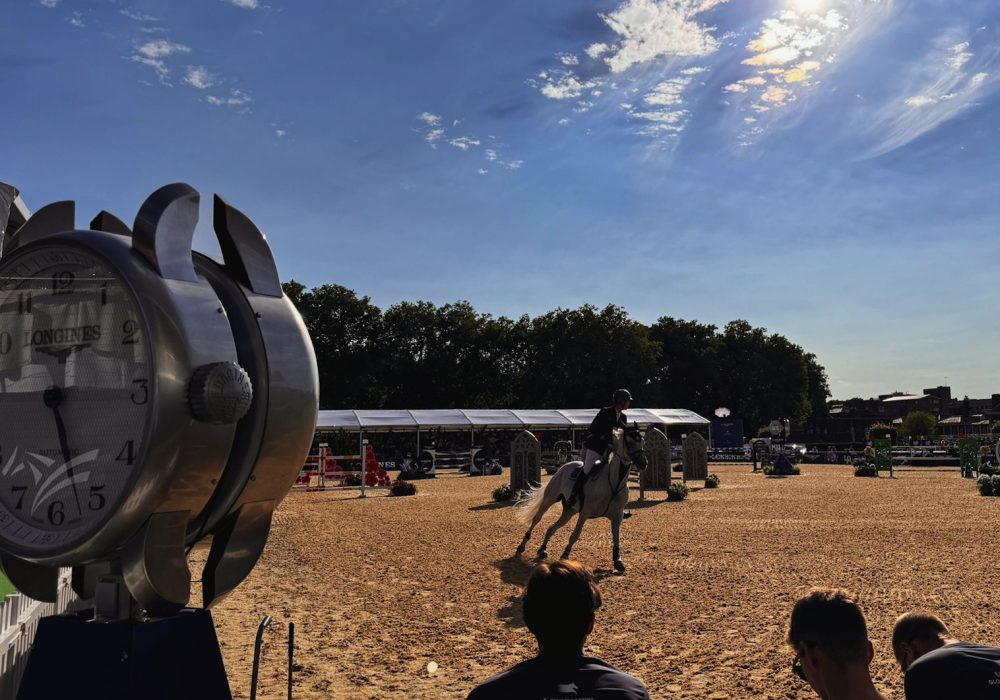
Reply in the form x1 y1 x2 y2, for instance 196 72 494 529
0 182 319 699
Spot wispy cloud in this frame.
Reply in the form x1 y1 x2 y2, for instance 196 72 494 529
415 114 523 172
867 32 1000 156
623 67 708 138
206 88 252 108
130 39 191 85
38 0 58 7
120 9 158 22
223 0 259 8
69 12 84 27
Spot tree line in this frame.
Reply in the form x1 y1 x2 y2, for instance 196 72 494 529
283 281 830 431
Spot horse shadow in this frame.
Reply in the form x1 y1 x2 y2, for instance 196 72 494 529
493 556 535 628
468 501 517 511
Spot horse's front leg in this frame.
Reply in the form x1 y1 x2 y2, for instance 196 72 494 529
560 513 589 560
538 505 575 559
611 514 625 573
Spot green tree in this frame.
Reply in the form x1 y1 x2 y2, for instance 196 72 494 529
521 305 660 408
283 282 384 409
900 411 937 441
648 317 717 417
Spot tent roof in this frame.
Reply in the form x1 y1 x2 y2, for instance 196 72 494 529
460 409 526 428
315 407 711 432
510 410 574 427
409 409 471 429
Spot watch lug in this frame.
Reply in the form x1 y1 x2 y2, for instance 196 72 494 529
212 195 282 297
122 511 191 615
202 500 274 608
90 210 132 237
0 552 59 603
3 200 75 255
132 183 200 282
71 560 114 600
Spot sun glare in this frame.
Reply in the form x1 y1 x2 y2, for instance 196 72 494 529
792 0 824 13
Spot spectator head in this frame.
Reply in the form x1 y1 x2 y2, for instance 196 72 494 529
787 589 875 696
891 612 956 672
523 559 602 654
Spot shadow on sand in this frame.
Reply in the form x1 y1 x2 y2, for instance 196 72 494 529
493 556 536 628
469 500 518 512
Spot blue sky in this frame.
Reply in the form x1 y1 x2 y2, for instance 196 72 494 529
5 0 1000 401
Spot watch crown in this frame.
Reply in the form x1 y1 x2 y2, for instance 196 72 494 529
188 362 253 424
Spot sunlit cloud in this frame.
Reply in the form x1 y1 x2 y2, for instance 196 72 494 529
728 1 896 147
136 40 191 60
39 0 58 7
600 0 728 73
223 0 259 8
69 12 84 27
532 0 724 145
184 66 216 89
867 33 1000 157
449 137 481 151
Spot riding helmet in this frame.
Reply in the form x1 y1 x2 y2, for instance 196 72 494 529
613 388 633 404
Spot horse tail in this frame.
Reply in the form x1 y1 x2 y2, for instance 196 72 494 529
517 475 559 525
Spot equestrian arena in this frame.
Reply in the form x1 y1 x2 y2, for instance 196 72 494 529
201 464 1000 699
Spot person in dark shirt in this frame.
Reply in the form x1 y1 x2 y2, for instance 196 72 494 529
467 559 649 700
892 611 1000 699
568 389 631 508
786 588 887 700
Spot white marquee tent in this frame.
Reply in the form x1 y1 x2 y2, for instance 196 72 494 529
316 407 710 432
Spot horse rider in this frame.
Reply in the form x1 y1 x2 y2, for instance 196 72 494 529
567 389 631 508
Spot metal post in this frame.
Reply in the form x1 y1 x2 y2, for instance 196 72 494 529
250 615 273 700
359 430 366 497
288 621 295 700
470 428 475 473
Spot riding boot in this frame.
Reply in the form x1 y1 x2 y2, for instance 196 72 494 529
568 470 587 508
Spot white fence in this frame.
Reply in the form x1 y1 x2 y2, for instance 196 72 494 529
0 570 74 698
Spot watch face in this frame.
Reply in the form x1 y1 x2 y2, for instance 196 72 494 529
0 246 150 555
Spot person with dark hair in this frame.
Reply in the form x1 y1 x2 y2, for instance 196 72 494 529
892 611 1000 699
568 389 632 508
786 588 887 700
467 559 648 700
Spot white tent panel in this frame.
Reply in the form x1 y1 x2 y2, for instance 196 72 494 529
316 410 360 430
355 410 418 430
558 409 600 427
647 408 711 425
460 409 525 428
314 408 711 431
511 410 573 427
617 408 661 427
409 409 472 429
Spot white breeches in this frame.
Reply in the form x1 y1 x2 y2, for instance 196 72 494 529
582 448 602 474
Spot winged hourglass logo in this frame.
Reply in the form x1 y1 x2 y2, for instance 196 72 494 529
1 447 97 515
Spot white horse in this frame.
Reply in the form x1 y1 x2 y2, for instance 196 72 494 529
516 426 648 573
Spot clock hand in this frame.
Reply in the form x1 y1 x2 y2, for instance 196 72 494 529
42 384 84 523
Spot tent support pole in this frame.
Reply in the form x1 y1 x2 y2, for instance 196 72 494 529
359 429 366 498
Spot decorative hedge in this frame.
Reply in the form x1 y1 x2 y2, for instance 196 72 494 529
389 478 417 497
667 482 691 501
